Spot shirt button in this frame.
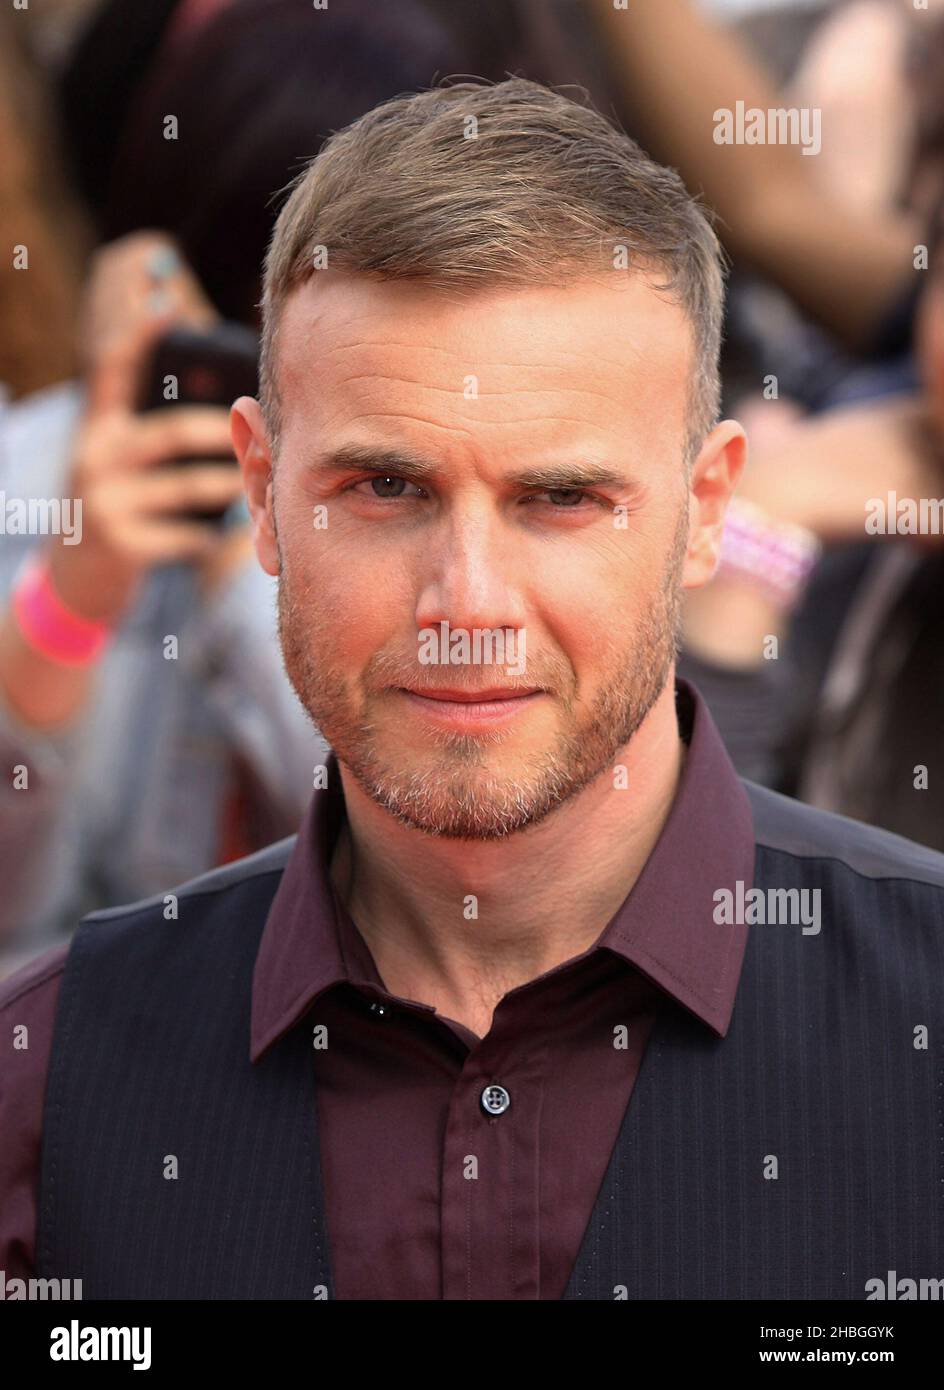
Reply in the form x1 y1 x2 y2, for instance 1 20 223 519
368 1001 389 1018
480 1083 511 1116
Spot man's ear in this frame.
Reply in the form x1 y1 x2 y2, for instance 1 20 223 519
681 420 748 591
231 396 279 577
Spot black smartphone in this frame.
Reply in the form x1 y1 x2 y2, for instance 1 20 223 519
137 322 259 523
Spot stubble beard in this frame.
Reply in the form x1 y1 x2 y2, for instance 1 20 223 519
276 510 687 841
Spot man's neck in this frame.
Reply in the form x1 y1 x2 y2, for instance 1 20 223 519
328 677 686 1036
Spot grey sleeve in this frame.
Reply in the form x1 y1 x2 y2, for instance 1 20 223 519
0 381 95 950
183 558 330 827
0 693 84 943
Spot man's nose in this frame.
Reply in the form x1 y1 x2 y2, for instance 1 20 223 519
413 511 527 636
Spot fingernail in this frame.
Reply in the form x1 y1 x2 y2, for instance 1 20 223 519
147 246 180 281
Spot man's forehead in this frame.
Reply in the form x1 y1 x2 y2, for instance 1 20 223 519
275 269 693 412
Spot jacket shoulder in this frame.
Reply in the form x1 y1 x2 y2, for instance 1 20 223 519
743 778 944 889
76 834 297 936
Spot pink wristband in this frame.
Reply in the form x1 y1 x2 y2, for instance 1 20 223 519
11 552 113 666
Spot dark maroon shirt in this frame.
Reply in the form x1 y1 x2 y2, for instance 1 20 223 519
0 678 754 1298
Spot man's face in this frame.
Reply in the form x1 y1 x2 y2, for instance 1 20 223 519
245 271 703 839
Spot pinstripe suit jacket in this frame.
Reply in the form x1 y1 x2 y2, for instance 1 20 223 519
37 778 944 1299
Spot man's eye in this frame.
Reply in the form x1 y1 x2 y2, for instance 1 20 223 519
526 488 590 508
353 475 426 499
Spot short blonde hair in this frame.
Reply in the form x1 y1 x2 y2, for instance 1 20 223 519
260 76 726 464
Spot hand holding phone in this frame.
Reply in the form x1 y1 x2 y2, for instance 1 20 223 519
136 322 260 524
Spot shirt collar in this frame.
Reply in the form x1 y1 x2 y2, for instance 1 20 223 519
250 677 755 1061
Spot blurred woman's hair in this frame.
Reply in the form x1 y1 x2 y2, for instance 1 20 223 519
58 0 467 324
56 0 582 327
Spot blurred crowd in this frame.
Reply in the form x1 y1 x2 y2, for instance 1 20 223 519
1 0 943 975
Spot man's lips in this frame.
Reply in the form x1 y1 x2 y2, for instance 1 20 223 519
400 687 542 702
395 685 546 729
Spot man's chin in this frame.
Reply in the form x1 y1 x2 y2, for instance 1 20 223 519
347 777 564 841
337 742 602 841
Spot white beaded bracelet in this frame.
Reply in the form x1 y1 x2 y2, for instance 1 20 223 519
717 496 822 609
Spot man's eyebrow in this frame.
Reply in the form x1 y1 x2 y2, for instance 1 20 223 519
505 462 638 490
310 445 437 482
310 445 640 491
